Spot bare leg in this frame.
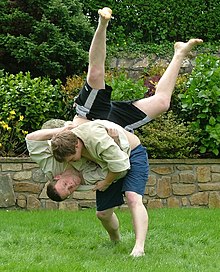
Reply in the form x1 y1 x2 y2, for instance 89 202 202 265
96 208 121 241
133 38 203 119
87 7 112 89
125 191 148 257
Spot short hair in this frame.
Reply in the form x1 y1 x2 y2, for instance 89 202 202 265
46 182 64 202
51 130 78 162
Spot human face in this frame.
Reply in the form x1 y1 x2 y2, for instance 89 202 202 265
54 173 81 199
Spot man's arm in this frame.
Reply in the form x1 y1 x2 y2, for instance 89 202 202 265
26 126 73 141
93 170 121 192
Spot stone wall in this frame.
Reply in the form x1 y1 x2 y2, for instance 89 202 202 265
0 157 220 210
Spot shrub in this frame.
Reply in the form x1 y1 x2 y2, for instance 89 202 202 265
179 54 220 157
0 110 28 156
135 111 197 159
82 0 220 45
105 70 147 101
0 71 74 155
0 0 93 80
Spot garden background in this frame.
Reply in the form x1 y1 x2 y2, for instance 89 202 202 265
0 0 220 159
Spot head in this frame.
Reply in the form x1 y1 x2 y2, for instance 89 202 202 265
51 130 81 162
46 169 82 201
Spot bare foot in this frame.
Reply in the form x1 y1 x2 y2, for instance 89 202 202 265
98 7 112 21
174 38 203 57
130 248 145 257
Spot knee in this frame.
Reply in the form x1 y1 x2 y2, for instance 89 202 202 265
157 95 171 113
96 210 111 221
88 65 104 83
126 191 142 208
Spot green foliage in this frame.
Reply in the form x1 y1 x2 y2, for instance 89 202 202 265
82 0 220 45
106 70 147 101
179 54 220 157
0 71 74 156
135 111 197 159
0 0 93 80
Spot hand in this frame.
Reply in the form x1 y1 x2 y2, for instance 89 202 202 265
107 128 120 145
93 180 110 192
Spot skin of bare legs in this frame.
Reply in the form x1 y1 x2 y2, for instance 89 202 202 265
72 7 112 127
96 208 120 242
87 8 112 90
125 192 148 257
133 38 203 119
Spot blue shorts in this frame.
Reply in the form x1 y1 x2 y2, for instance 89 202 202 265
74 81 152 132
96 144 149 211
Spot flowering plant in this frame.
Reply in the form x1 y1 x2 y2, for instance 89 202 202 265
0 110 28 156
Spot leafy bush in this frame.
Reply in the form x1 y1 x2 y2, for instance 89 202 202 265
179 54 220 157
0 71 75 156
82 0 220 45
135 111 197 159
105 70 147 101
0 0 93 80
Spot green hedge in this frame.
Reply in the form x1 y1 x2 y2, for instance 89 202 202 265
81 0 220 44
0 0 93 80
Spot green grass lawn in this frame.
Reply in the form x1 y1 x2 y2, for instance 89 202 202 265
0 208 219 272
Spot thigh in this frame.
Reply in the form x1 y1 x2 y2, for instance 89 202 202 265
122 145 149 196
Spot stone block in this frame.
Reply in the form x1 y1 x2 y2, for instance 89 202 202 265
147 199 163 208
198 183 220 191
27 195 41 210
211 165 220 173
151 166 174 175
147 175 157 186
157 177 172 198
171 174 180 183
197 166 211 182
23 163 38 170
45 200 59 209
59 200 79 211
167 197 180 208
0 174 16 207
73 191 96 200
176 165 193 171
13 171 32 181
32 169 47 183
172 184 196 195
179 172 196 183
117 58 134 69
16 194 27 208
39 182 49 198
2 163 22 171
211 173 220 182
189 192 209 206
148 187 157 197
209 192 220 208
14 182 42 193
181 197 189 206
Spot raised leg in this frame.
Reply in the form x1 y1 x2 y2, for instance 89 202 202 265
133 39 203 119
87 7 112 90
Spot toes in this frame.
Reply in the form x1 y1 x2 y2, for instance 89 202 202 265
98 7 112 20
